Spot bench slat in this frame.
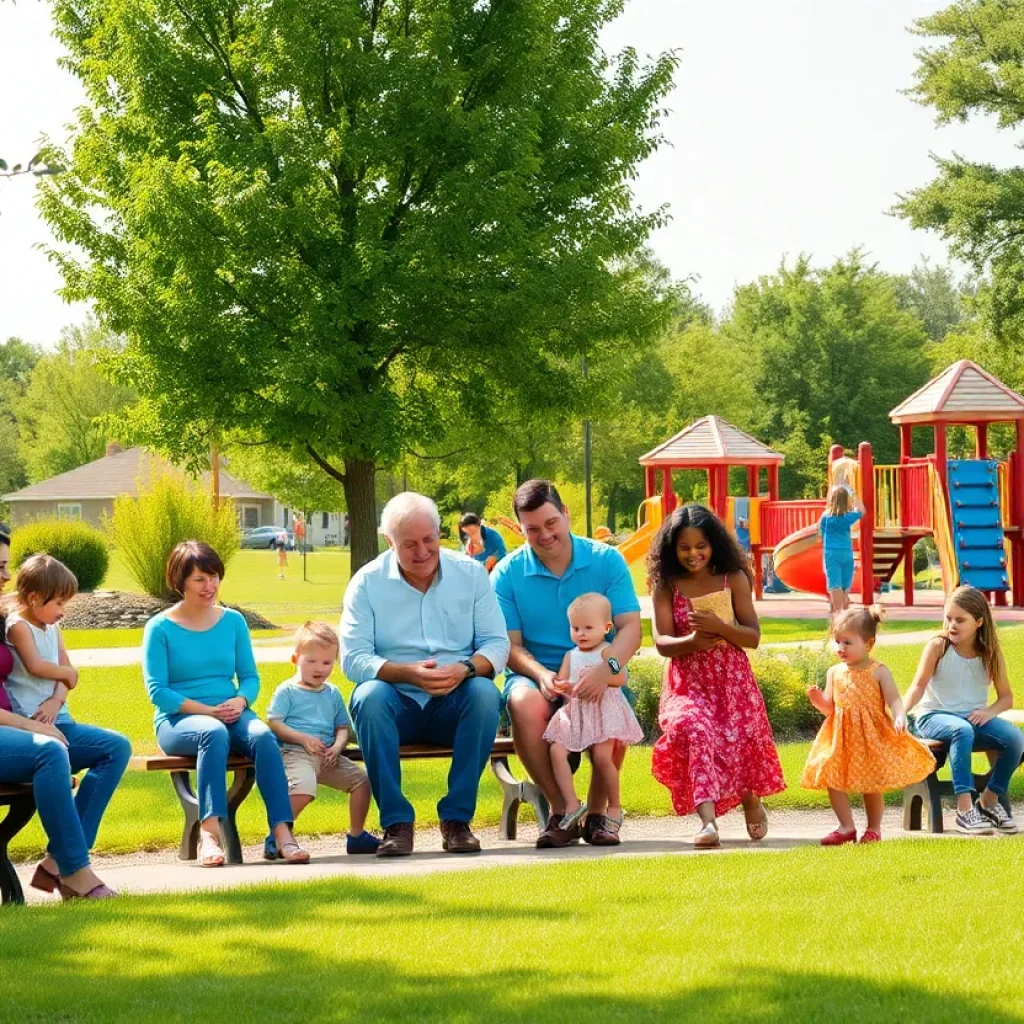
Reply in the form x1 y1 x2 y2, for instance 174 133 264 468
0 785 32 798
131 737 518 772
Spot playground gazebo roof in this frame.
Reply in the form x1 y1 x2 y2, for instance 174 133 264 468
640 416 785 468
890 360 1024 426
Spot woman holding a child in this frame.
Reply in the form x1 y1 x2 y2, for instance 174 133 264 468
0 523 129 899
142 539 310 866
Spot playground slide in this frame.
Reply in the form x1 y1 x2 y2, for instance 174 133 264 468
773 524 862 597
616 518 657 566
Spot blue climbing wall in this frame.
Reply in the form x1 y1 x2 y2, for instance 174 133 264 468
948 459 1009 592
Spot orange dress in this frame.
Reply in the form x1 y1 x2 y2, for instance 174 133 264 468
802 661 935 793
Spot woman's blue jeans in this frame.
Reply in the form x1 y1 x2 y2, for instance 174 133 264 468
156 710 293 829
0 721 131 876
914 712 1024 796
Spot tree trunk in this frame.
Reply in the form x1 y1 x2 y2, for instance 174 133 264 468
342 457 379 573
606 484 618 533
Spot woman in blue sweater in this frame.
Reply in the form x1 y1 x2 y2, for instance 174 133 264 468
143 540 309 866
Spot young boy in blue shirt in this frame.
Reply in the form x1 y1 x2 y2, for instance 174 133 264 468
265 621 379 856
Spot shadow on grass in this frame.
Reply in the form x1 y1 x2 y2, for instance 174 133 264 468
0 877 1016 1023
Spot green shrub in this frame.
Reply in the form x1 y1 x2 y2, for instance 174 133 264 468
627 646 832 741
105 470 240 600
10 518 110 592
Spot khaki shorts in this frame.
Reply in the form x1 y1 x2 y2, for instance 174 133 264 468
282 748 368 799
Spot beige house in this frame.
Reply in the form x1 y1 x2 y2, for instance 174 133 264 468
2 444 277 531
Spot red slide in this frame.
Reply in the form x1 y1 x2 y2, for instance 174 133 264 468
772 523 862 597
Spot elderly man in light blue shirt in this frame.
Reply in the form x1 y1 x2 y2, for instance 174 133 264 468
340 492 508 857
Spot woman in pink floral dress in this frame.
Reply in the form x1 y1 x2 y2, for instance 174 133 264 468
650 504 785 848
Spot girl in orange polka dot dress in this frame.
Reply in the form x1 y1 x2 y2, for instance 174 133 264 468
802 607 935 845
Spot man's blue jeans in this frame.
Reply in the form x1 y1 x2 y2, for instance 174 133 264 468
0 721 131 876
350 677 501 828
914 711 1024 796
157 710 293 828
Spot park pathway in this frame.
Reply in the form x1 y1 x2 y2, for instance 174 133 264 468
13 807 970 905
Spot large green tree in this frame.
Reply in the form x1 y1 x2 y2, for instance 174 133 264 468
41 0 677 569
726 252 930 493
0 337 40 500
14 320 134 481
898 1 1024 332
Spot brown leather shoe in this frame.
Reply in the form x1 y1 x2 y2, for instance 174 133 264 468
536 813 580 849
584 814 621 847
440 819 481 854
376 822 414 857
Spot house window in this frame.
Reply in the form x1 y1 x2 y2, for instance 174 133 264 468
322 512 329 529
238 504 261 530
57 503 82 522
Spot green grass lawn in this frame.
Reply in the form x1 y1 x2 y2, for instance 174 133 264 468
62 627 288 649
100 548 353 627
3 843 1024 1021
12 621 1024 861
641 617 942 647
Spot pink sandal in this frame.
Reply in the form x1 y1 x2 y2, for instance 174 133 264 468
59 882 117 900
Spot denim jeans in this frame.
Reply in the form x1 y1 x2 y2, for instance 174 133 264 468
914 711 1024 796
0 721 131 876
350 677 501 828
156 710 293 828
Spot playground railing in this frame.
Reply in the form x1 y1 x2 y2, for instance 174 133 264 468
760 500 825 548
873 463 931 531
999 461 1012 528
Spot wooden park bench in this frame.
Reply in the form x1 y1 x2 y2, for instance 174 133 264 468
903 732 1022 834
0 783 36 905
132 737 549 863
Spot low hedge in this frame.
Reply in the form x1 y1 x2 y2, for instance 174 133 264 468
628 646 832 742
10 518 110 593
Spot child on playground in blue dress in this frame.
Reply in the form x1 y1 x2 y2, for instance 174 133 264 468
904 585 1022 836
542 592 643 839
820 485 864 615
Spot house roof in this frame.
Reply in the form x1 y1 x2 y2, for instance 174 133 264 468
890 360 1024 425
1 447 273 503
639 416 785 467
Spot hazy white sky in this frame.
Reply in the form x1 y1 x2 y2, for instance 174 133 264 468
1 0 1021 345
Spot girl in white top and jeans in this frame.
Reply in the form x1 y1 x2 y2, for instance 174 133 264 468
905 586 1023 835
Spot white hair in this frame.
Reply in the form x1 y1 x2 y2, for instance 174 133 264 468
378 492 441 541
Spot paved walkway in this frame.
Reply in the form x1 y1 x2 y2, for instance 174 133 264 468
14 807 976 904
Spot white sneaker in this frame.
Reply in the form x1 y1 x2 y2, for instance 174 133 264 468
955 806 995 835
976 799 1019 834
693 821 720 849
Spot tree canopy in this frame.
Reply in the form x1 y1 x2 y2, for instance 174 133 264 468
41 0 678 568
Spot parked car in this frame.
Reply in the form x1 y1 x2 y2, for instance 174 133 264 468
240 526 296 550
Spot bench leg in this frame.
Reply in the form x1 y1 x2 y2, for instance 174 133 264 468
170 770 201 861
902 782 925 832
223 768 256 865
925 773 947 834
491 757 550 841
0 795 37 906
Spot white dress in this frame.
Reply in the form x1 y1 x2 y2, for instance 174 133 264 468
542 645 644 752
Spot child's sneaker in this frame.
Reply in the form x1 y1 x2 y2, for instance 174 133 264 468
955 806 996 835
693 821 720 849
820 827 857 846
263 834 279 860
346 830 381 855
976 799 1019 834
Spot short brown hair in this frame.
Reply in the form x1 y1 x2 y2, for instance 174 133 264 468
831 605 883 642
513 479 564 520
166 540 225 596
294 620 340 654
16 554 78 606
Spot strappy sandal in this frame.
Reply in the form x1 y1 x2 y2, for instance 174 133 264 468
30 862 60 894
59 882 117 900
558 804 589 831
277 841 311 864
199 831 226 867
745 801 769 842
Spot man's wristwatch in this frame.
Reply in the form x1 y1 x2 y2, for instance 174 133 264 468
460 659 477 680
607 656 622 676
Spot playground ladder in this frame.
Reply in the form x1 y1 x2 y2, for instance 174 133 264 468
948 460 1009 592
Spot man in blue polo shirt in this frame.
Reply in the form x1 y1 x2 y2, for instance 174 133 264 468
491 479 642 848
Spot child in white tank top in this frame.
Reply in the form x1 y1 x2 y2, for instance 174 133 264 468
905 586 1022 835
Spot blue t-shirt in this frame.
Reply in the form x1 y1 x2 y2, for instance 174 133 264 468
491 535 640 673
267 678 351 749
820 510 863 554
463 524 507 566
